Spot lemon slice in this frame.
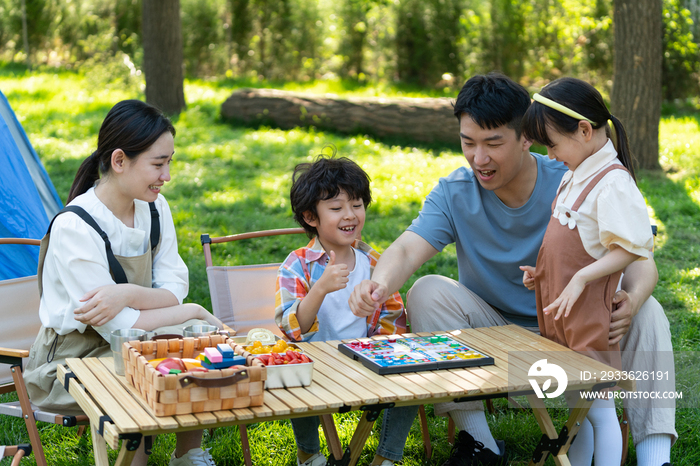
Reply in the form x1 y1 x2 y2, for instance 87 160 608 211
245 328 277 346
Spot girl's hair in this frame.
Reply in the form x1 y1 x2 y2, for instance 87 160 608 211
290 148 372 238
67 100 175 203
522 77 636 181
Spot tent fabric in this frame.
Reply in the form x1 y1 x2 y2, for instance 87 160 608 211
0 90 63 280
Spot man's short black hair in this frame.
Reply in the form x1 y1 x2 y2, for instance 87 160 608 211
453 72 531 138
290 151 372 238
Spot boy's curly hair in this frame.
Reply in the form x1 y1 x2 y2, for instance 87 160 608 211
290 150 372 238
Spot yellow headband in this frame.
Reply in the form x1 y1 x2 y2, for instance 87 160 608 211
532 93 594 123
532 92 617 148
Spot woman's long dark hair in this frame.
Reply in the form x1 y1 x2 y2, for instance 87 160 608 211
67 100 175 203
522 77 636 182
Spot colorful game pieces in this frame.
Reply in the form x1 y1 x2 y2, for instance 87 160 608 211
155 358 187 375
217 343 235 357
201 345 247 369
204 347 223 363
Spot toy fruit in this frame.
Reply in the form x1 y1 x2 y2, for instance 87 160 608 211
254 350 312 366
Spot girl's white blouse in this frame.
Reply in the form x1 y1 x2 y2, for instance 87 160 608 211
39 188 189 339
553 139 654 261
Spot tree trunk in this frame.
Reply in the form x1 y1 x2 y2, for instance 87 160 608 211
142 0 186 115
611 0 662 170
221 88 460 145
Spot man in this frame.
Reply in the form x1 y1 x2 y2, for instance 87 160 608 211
349 73 676 466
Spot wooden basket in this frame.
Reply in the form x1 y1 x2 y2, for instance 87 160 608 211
123 334 266 416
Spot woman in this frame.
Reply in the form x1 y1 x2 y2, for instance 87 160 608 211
24 100 222 466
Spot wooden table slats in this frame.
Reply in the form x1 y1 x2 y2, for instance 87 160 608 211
61 325 636 466
65 358 141 433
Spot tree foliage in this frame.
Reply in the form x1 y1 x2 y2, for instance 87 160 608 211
0 0 697 100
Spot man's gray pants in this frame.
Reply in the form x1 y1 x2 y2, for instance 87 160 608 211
406 274 677 445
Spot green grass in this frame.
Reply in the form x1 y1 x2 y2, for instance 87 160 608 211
1 68 699 465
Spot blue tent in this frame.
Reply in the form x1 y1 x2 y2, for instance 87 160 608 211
0 89 63 280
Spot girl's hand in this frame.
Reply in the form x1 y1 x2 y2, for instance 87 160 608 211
316 251 349 294
74 284 132 327
519 265 536 290
544 274 586 320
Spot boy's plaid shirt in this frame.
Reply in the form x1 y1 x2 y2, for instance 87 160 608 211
275 237 407 342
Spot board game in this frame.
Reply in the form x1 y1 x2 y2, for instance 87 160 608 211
338 334 494 375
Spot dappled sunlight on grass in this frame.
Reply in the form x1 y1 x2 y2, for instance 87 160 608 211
184 80 232 106
659 116 700 175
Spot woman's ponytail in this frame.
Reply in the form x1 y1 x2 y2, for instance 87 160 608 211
609 115 636 183
67 151 101 203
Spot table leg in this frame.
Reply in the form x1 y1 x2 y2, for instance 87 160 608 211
321 414 344 461
114 443 137 466
348 411 378 466
418 406 433 458
90 424 111 466
526 394 593 466
559 396 594 457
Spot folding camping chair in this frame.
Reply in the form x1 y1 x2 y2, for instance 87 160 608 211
201 228 436 462
0 238 89 466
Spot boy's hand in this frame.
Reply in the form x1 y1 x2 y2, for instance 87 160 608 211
317 250 349 294
543 274 585 320
519 265 536 290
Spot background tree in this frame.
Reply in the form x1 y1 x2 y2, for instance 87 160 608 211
228 0 252 76
582 0 614 81
181 0 225 77
486 0 527 80
611 0 663 171
662 0 700 100
142 0 186 115
395 0 463 86
395 0 431 85
339 0 372 80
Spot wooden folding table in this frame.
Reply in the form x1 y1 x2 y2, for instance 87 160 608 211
59 325 633 466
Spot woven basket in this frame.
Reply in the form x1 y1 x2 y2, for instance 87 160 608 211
123 334 266 416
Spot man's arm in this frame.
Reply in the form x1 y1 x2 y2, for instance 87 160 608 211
348 231 439 317
610 256 659 344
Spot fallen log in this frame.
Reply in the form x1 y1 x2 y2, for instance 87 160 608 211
221 88 460 145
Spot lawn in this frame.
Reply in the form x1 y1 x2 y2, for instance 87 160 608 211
1 67 698 465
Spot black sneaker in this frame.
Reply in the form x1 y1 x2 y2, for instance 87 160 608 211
441 430 507 466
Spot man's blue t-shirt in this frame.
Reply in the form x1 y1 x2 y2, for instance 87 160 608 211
407 153 567 327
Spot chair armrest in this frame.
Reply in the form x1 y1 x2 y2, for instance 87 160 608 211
0 347 30 358
0 382 17 395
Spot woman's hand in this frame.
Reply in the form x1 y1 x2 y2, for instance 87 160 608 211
193 303 224 328
74 284 132 327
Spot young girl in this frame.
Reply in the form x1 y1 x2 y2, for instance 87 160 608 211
24 100 223 466
519 78 654 466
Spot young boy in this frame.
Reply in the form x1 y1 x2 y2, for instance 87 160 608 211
275 154 416 466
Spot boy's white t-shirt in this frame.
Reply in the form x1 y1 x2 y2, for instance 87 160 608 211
310 247 371 342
